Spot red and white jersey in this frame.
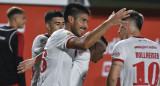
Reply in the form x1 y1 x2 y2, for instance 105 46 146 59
70 49 90 86
112 36 160 86
31 34 48 86
37 29 76 86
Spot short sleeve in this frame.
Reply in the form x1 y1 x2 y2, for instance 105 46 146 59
51 29 76 50
112 42 125 63
32 35 48 58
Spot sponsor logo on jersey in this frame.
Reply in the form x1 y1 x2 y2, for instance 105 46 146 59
135 46 157 49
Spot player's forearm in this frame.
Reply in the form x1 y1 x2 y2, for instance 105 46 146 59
81 21 112 49
68 21 113 50
34 52 43 64
107 77 118 86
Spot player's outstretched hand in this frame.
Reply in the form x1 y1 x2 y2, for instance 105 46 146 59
106 8 130 27
17 58 35 74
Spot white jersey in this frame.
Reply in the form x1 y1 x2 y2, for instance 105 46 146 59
37 29 76 86
31 34 48 86
112 36 160 86
70 49 90 86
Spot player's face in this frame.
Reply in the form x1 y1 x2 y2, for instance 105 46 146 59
71 13 88 37
118 24 127 40
16 13 26 28
90 40 107 63
49 17 65 33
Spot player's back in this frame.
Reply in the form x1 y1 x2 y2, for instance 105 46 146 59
37 29 75 86
117 37 160 86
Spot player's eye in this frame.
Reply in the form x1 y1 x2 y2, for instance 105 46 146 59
56 23 60 26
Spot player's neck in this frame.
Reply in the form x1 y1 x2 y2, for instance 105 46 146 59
130 32 142 38
8 21 18 29
65 23 72 32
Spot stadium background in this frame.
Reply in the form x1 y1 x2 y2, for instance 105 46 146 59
0 0 160 86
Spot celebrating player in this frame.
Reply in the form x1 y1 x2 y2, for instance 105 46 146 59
17 2 129 86
31 10 64 86
107 10 160 86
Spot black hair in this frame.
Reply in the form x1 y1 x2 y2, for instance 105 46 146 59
100 36 108 46
45 10 63 24
7 7 25 20
122 10 144 31
64 2 90 23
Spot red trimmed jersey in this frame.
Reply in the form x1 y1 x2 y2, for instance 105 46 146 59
70 49 90 86
37 29 76 86
31 34 48 86
112 37 160 86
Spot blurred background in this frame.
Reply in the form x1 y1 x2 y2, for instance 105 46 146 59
0 0 160 86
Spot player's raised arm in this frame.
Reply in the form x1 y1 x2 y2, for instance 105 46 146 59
67 8 129 50
17 53 43 74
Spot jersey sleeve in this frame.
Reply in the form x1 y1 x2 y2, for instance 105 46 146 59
54 29 76 50
112 42 125 63
32 35 48 58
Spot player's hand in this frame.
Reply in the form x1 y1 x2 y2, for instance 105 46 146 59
106 8 130 27
17 58 35 74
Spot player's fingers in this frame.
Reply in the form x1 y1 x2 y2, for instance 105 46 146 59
112 11 115 15
120 13 130 19
116 8 126 15
17 66 24 71
17 69 25 74
17 63 24 69
120 20 128 25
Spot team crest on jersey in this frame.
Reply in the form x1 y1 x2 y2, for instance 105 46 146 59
66 32 72 36
40 39 45 44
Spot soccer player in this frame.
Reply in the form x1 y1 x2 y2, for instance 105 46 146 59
70 33 108 86
17 2 129 86
0 7 26 86
31 10 64 86
107 10 160 86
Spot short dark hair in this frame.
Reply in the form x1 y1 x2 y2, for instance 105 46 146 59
100 36 108 46
7 7 25 20
122 10 144 31
64 2 90 23
45 10 63 24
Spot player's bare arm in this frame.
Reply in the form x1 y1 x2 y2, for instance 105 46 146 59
107 61 123 86
17 53 43 74
68 8 129 50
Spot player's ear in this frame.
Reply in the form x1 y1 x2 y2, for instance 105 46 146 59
14 15 18 24
46 24 50 31
95 42 99 49
125 21 129 30
68 15 74 24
